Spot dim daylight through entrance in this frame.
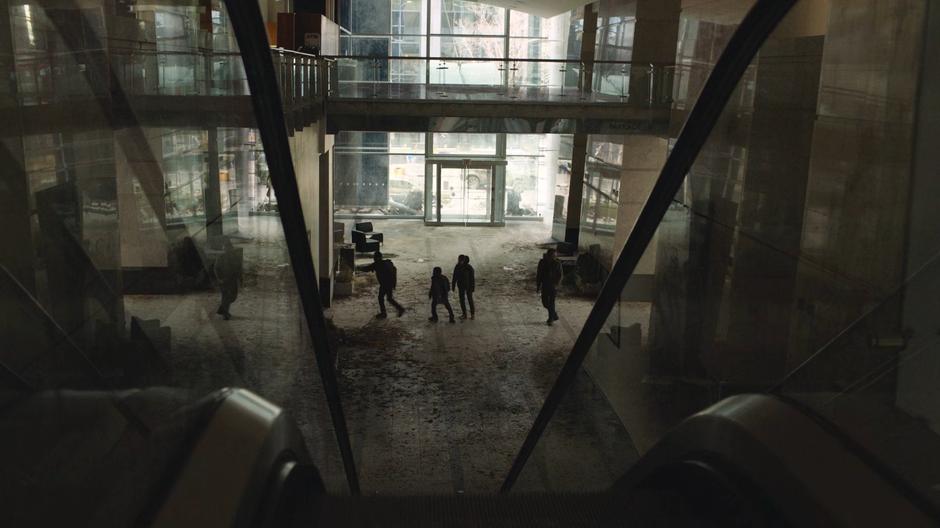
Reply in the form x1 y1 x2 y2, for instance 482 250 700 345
425 158 506 225
334 132 568 226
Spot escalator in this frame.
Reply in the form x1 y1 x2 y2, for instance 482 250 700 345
2 0 940 526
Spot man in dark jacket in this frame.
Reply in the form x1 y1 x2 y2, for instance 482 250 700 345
536 248 563 325
362 251 405 318
428 266 455 323
452 254 476 319
213 238 242 320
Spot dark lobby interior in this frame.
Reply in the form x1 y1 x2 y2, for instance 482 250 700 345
2 0 939 525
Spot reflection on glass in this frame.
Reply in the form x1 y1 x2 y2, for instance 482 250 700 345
335 132 426 216
440 167 491 221
506 134 560 218
519 0 937 500
432 0 505 35
432 132 496 156
1 0 345 499
335 0 573 97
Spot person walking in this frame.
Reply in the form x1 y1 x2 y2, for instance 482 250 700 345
536 248 563 325
428 266 455 323
452 254 476 319
213 238 242 320
362 251 405 318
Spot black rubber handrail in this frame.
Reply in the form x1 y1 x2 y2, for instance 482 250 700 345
224 1 361 494
500 0 798 493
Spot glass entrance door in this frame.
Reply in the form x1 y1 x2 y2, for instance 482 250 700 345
425 160 503 225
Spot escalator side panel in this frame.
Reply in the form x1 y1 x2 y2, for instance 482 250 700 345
616 394 935 528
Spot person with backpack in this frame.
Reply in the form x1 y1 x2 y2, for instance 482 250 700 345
536 248 563 325
362 251 405 318
452 254 475 319
428 266 455 323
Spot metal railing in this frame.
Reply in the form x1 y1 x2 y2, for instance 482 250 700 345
13 48 248 105
321 54 675 105
270 48 322 109
268 48 675 107
13 45 675 109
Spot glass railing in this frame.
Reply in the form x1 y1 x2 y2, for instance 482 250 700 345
12 41 673 110
1 0 347 500
321 55 675 105
507 0 939 505
13 48 249 104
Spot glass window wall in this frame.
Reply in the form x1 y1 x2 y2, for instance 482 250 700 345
335 132 426 216
2 0 347 502
335 132 566 220
338 0 574 87
506 134 561 218
431 132 496 156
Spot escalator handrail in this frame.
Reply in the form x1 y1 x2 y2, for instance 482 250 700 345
500 0 799 493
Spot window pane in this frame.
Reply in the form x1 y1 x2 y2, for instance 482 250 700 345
431 132 497 156
432 0 505 35
334 132 426 216
3 1 348 506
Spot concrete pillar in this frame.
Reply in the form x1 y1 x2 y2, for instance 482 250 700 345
540 134 560 219
722 33 824 383
613 135 667 299
789 0 924 374
234 128 252 224
629 0 680 105
579 3 598 95
564 133 588 247
116 128 167 268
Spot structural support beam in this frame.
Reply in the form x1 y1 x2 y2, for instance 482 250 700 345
580 3 598 95
206 127 224 239
565 133 588 248
629 0 681 105
226 0 361 495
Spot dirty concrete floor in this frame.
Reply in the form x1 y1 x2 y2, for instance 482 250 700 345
330 220 638 494
124 216 346 490
124 216 639 496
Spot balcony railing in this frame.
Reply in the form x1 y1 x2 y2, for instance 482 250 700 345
271 48 676 108
12 46 675 113
13 48 248 105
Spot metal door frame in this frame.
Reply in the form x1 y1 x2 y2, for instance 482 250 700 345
425 158 506 226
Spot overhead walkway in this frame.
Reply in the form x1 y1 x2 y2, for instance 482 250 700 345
313 55 675 134
7 46 670 136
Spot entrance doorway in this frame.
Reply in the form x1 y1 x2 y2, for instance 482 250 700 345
425 159 505 225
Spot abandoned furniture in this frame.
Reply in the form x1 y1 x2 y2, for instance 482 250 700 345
354 222 383 244
351 230 380 253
